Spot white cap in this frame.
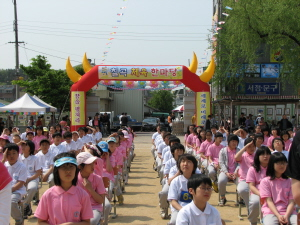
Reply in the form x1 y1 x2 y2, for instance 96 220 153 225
76 152 97 165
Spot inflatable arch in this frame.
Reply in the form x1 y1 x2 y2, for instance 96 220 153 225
66 53 215 131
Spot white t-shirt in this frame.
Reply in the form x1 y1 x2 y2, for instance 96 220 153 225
176 201 222 225
154 135 163 148
157 142 167 154
19 154 42 179
168 175 191 212
219 131 228 147
35 150 54 173
272 150 289 159
238 137 247 150
152 132 159 141
94 132 102 142
49 143 67 156
73 139 84 151
162 146 170 159
79 135 93 145
164 158 176 175
163 151 173 165
61 141 77 152
5 161 27 195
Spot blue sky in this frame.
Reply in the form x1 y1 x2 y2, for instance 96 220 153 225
0 0 213 70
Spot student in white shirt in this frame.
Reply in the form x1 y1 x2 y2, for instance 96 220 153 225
61 131 77 153
94 126 102 144
35 139 54 188
49 132 67 157
176 174 223 225
19 140 42 218
78 127 93 145
167 154 198 225
72 131 84 152
2 143 27 225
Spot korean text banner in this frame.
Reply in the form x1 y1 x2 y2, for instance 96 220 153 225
98 66 183 80
245 83 280 95
71 91 85 126
196 92 211 126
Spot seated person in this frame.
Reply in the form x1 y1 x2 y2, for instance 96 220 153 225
272 138 289 159
61 131 77 153
49 132 67 156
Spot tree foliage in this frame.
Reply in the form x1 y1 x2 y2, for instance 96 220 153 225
12 55 73 112
213 0 300 96
148 90 174 112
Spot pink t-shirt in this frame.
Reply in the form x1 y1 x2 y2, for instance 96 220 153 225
198 140 213 155
0 162 12 191
33 135 47 151
260 177 296 217
227 148 236 173
184 134 188 141
94 120 98 126
119 142 127 158
263 136 269 146
112 148 123 167
77 172 106 211
34 185 93 225
207 143 224 165
236 152 255 181
284 139 292 151
186 134 196 146
102 155 116 181
195 138 203 148
246 166 267 191
94 158 103 178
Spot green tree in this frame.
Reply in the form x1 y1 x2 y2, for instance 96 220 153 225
213 0 300 96
12 55 73 114
148 90 174 112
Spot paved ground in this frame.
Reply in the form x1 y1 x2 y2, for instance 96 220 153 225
13 132 252 225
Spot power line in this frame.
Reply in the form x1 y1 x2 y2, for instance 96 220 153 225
19 30 208 42
20 20 211 27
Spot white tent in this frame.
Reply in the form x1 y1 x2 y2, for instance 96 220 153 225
0 93 57 112
33 95 57 112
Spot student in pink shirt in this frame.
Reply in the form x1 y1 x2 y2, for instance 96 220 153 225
267 127 280 150
246 146 271 225
281 130 292 151
235 137 256 212
262 128 270 147
185 125 196 154
0 135 10 161
218 134 239 206
254 133 264 149
207 132 224 192
98 141 114 182
260 152 297 225
198 130 213 167
33 126 47 153
76 152 106 225
195 130 206 154
184 125 193 147
34 152 93 225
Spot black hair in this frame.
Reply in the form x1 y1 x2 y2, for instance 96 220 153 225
55 124 62 133
186 125 195 135
92 145 102 157
13 134 21 139
24 140 35 155
262 128 270 137
52 132 62 139
177 154 197 175
280 130 291 140
40 138 50 146
227 134 239 145
169 136 181 146
188 174 212 198
26 132 34 137
163 132 171 140
272 137 285 150
170 143 185 157
117 131 124 137
244 137 253 146
36 126 44 135
197 130 206 144
77 127 87 134
3 143 19 153
271 127 280 136
266 152 288 180
53 152 79 186
160 127 168 132
63 131 73 139
205 130 213 136
253 133 264 147
211 125 218 130
253 146 271 173
215 132 223 138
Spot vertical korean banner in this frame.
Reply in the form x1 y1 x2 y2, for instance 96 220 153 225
196 92 211 126
71 91 85 126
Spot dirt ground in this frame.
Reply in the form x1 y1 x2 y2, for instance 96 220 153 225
13 132 252 225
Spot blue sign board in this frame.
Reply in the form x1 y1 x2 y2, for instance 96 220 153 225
261 64 280 78
245 82 280 95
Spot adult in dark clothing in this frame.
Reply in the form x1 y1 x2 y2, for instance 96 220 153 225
279 114 292 131
121 113 128 127
204 115 211 131
102 113 111 133
238 113 246 126
159 115 165 124
287 131 300 206
92 114 101 129
0 117 5 134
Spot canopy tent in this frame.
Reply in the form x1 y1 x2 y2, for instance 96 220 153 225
0 103 6 107
172 105 184 112
0 93 57 113
33 95 57 112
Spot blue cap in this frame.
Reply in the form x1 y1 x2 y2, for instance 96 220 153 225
107 137 116 143
98 141 109 152
54 157 78 167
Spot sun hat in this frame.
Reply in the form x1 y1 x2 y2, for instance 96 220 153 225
54 157 77 167
0 135 10 141
76 152 97 165
98 141 109 152
107 137 116 143
122 130 129 139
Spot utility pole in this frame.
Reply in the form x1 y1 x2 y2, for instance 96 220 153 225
8 0 24 100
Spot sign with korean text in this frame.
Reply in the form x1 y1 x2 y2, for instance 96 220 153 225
245 83 280 95
71 91 85 126
196 92 210 126
98 66 183 80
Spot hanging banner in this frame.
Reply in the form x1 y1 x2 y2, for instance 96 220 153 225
196 92 211 126
71 91 85 126
98 66 183 80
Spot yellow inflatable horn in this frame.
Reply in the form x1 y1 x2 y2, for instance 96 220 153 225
83 53 93 73
188 52 198 74
199 56 215 83
66 57 82 83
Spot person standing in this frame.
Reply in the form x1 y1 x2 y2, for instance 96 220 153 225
238 113 246 126
121 113 128 127
204 115 212 131
0 118 5 134
279 115 292 131
191 113 196 126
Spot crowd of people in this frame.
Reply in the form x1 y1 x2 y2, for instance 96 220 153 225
0 115 136 225
152 112 299 225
